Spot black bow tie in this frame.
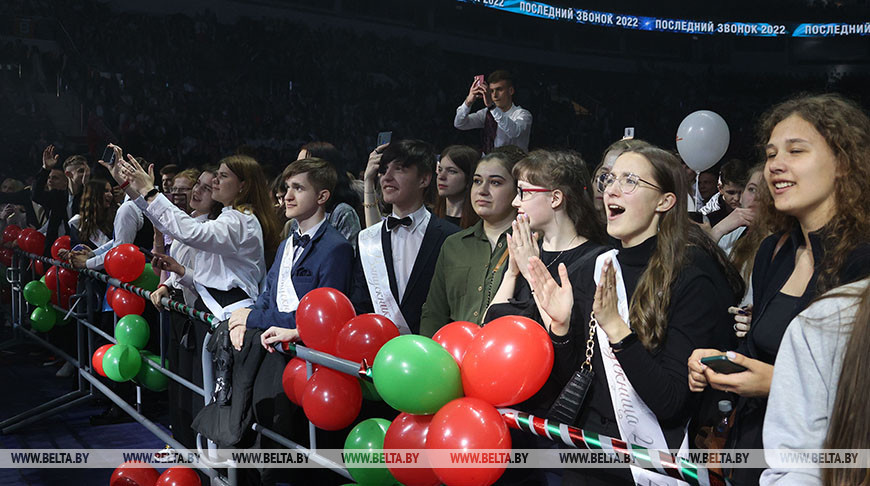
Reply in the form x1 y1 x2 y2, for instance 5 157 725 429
386 216 413 230
292 232 310 248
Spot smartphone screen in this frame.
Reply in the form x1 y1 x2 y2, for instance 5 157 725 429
101 146 116 166
474 74 485 87
377 131 393 147
701 356 748 374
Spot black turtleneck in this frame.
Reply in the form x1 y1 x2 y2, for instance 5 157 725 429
561 235 735 486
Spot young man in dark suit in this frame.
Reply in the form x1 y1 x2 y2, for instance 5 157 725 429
351 139 459 335
229 157 354 344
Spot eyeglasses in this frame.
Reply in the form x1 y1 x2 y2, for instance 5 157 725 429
516 186 552 201
597 172 662 194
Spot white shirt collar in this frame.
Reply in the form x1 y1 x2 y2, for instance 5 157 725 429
298 216 326 238
388 205 430 232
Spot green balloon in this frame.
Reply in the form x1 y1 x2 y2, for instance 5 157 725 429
359 379 382 401
135 351 169 391
372 335 463 414
115 314 150 349
23 280 51 306
131 263 160 292
30 306 56 332
344 418 395 486
39 275 46 284
102 344 142 382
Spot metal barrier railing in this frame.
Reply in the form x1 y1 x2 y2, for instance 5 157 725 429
1 249 354 484
3 248 724 486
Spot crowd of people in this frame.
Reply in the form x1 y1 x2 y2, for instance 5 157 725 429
3 83 870 486
2 2 870 486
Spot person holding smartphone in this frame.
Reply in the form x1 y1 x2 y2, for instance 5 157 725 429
454 70 532 153
688 94 870 486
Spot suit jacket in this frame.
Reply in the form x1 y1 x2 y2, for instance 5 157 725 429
246 221 354 330
351 215 459 334
31 168 81 255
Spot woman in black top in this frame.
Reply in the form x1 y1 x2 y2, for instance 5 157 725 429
688 93 870 485
529 143 741 485
486 150 609 414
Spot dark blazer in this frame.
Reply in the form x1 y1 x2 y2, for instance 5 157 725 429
246 221 354 330
31 168 81 254
351 215 459 334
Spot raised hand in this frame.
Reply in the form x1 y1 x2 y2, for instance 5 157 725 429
118 154 156 196
527 256 573 336
508 214 539 282
42 145 59 170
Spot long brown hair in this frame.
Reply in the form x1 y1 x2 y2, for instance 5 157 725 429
757 93 870 294
822 281 870 486
623 144 743 351
221 155 281 264
729 163 771 284
78 179 116 244
513 149 608 245
434 145 479 229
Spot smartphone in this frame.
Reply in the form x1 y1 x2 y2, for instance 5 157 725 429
101 145 116 166
701 355 748 374
623 127 635 139
377 131 393 147
474 74 485 87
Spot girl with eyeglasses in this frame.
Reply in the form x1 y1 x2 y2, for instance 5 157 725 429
528 142 742 486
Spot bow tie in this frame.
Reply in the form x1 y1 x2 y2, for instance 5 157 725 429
292 232 311 248
386 216 413 230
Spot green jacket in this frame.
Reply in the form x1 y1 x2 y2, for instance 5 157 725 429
419 220 510 337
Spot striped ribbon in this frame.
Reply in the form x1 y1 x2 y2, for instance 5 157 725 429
499 409 726 486
15 250 217 327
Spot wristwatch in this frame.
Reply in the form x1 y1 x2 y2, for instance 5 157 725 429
143 187 160 201
609 332 638 351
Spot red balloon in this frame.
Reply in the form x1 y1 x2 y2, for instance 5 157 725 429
105 244 146 282
112 288 146 317
57 267 78 291
156 466 201 485
281 357 309 405
427 397 511 486
17 228 45 255
0 248 11 266
335 313 400 364
93 343 113 377
433 321 481 366
296 287 356 354
110 461 160 486
385 413 440 486
51 235 71 260
50 286 73 309
45 265 59 291
302 367 361 431
33 259 45 276
461 315 554 407
2 224 20 244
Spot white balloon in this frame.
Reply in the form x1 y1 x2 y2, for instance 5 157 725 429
676 110 730 173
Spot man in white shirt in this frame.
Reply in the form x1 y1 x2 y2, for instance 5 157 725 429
352 140 459 334
454 70 532 153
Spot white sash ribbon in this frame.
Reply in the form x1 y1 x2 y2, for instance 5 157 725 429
593 250 689 485
276 239 301 313
193 282 255 322
358 222 412 335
